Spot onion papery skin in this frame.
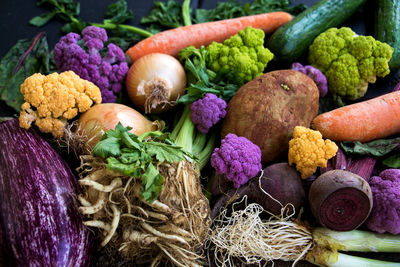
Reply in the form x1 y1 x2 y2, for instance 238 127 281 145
126 53 186 114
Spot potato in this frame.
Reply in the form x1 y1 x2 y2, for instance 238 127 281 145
221 70 319 164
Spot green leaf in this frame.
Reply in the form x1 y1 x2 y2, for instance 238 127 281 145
140 0 184 29
120 151 140 164
105 0 134 24
29 11 56 27
0 33 51 112
140 162 164 202
341 137 400 157
106 157 141 176
382 152 400 168
145 142 187 162
92 136 121 158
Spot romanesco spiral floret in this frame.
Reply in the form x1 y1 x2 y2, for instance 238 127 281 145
308 27 393 100
206 26 274 84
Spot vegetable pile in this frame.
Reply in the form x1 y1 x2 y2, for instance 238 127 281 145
1 0 400 266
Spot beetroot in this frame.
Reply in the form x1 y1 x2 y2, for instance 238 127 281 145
309 170 373 231
211 163 305 219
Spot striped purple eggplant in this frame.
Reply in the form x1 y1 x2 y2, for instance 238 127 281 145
0 119 92 267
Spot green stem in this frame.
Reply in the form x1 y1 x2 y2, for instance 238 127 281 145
171 105 191 140
313 228 400 253
173 105 195 154
192 132 207 156
328 253 400 267
91 21 153 38
198 131 216 170
182 0 192 26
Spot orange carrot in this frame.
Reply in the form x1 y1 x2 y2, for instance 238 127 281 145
312 91 400 142
126 12 293 62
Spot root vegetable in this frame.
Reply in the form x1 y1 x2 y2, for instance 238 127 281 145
77 156 211 266
211 163 305 219
207 198 400 267
221 70 319 164
309 170 373 231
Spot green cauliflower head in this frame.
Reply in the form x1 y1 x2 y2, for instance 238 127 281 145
206 26 274 85
308 27 393 100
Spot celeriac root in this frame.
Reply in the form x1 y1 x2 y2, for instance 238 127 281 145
77 155 211 266
205 196 313 267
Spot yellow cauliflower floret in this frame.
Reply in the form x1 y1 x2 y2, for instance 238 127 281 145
288 126 338 179
19 71 102 138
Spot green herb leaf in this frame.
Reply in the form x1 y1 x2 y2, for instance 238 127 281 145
92 122 191 202
140 162 164 202
140 0 185 29
92 136 121 158
0 32 52 112
105 0 133 24
106 157 141 176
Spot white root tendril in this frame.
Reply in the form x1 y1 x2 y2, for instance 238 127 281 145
84 220 111 232
101 204 121 247
79 178 123 192
206 196 313 267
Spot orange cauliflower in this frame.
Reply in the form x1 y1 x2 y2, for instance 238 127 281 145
288 126 338 179
19 71 102 138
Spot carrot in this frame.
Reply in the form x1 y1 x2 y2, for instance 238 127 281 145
312 91 400 142
126 12 293 62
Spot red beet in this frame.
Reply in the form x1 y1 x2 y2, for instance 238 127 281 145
309 170 373 231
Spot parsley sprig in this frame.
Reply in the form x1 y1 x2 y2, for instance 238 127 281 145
92 123 194 202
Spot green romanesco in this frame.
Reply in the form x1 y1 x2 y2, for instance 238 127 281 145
308 27 394 100
206 26 274 84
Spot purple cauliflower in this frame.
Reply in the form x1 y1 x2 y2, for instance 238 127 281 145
211 133 262 188
292 62 328 97
54 26 129 103
365 169 400 234
190 93 227 134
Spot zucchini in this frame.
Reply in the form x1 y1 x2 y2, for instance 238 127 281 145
374 0 400 70
267 0 367 63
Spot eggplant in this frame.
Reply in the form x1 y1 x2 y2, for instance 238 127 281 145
0 119 91 266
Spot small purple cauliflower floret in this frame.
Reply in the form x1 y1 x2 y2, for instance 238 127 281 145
211 133 262 188
365 169 400 234
54 26 129 103
292 62 328 97
190 93 227 134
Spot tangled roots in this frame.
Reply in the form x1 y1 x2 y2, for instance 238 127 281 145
77 156 211 266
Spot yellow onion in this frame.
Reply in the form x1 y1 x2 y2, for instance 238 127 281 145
126 53 186 114
78 103 159 146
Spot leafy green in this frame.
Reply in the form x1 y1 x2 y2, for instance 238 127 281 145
92 123 193 202
0 32 52 112
341 137 400 168
141 1 185 29
194 0 307 23
30 0 152 50
177 46 239 104
341 137 400 157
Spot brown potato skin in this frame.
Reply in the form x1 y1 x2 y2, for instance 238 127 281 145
221 70 319 164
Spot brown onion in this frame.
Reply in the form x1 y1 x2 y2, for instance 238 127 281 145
78 103 159 146
126 53 186 114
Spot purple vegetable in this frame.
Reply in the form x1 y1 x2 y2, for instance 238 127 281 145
365 169 400 235
292 62 328 97
211 133 262 188
211 163 305 219
320 147 376 181
190 93 227 133
394 82 400 92
54 26 128 103
0 119 92 267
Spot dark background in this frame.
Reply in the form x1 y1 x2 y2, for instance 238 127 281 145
1 0 400 266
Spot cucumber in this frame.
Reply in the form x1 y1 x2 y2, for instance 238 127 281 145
267 0 367 63
374 0 400 70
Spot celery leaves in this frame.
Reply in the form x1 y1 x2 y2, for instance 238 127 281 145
92 123 193 202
